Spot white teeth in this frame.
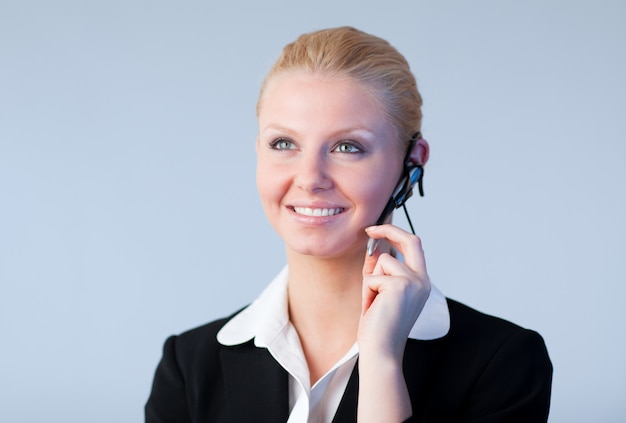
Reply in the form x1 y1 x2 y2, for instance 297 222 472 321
293 207 343 217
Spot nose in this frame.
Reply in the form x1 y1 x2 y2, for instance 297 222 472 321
294 150 333 192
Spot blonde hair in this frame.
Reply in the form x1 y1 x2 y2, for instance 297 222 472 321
256 26 423 145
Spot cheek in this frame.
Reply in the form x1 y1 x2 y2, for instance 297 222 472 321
256 161 286 209
256 165 273 205
343 171 396 217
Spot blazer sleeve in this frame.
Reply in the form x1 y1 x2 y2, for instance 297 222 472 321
463 329 553 423
145 335 192 423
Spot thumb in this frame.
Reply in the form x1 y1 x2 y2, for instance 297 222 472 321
361 250 379 315
363 248 380 276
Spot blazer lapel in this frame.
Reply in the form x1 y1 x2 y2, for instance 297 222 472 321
332 364 359 422
220 341 290 422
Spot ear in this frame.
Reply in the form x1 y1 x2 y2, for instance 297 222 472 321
409 137 430 166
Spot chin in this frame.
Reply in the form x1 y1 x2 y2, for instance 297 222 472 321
287 237 366 260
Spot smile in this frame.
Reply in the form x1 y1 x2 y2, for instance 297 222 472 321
292 207 345 217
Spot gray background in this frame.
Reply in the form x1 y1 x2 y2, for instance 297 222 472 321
1 0 624 422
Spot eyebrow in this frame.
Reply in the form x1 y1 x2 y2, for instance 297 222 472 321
260 125 297 137
260 125 377 140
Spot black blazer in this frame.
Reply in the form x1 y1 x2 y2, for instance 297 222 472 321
145 299 552 422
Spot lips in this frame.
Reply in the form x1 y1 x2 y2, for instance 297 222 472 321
292 207 345 217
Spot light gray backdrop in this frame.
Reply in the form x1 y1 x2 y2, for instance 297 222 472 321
1 1 624 422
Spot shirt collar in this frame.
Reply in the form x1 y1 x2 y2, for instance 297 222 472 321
217 265 450 346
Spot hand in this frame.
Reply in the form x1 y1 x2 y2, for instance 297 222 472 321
357 224 431 422
358 224 431 361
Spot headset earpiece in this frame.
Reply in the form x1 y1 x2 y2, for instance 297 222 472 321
366 132 425 255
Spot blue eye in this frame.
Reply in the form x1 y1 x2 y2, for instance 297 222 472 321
333 142 362 154
270 138 295 150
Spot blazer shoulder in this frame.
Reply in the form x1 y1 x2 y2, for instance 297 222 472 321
172 306 247 357
402 298 552 421
445 298 552 397
145 306 260 422
445 297 536 340
442 299 553 420
430 298 552 391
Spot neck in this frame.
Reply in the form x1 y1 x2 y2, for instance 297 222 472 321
286 247 364 318
285 247 365 384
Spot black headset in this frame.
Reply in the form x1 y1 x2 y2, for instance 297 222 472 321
367 132 424 255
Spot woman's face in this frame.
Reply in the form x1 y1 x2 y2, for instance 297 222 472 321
256 73 405 259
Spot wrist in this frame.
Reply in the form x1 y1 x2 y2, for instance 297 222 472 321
357 351 412 422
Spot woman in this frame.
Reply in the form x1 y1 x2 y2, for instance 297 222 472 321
146 27 552 422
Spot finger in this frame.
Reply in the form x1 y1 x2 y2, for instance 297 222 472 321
362 253 407 314
365 225 427 276
371 252 411 278
362 245 381 276
361 275 377 314
361 252 382 315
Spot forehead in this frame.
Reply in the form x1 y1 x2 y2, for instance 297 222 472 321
264 71 374 99
258 72 394 133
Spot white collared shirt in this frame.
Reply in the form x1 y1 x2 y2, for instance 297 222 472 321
217 266 450 423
